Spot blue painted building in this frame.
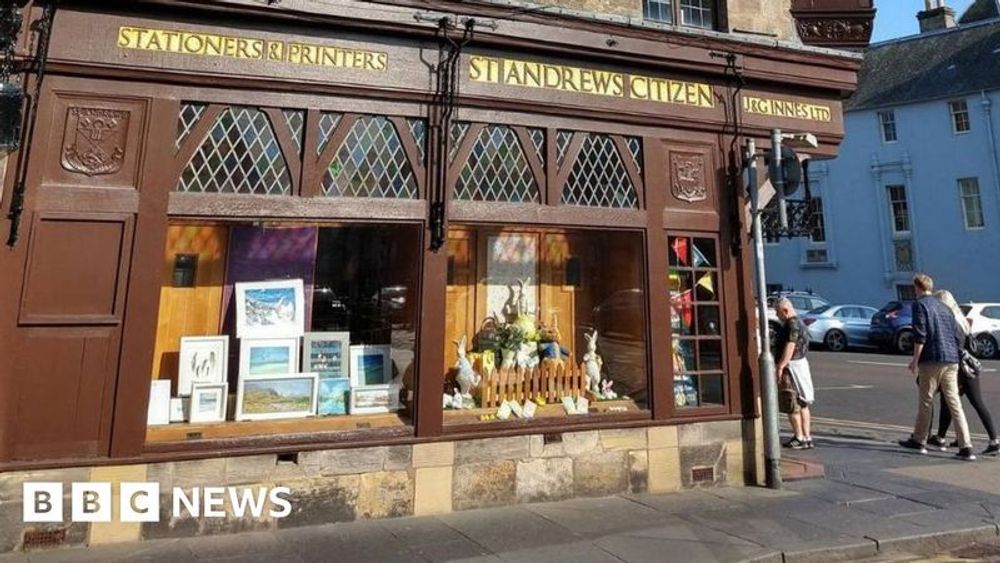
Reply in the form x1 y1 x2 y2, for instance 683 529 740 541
765 0 1000 309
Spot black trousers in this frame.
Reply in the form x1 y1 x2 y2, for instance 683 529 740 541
937 372 998 441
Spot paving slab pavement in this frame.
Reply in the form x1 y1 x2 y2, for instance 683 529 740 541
3 432 1000 562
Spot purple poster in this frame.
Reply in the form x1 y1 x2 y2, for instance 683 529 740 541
222 226 318 336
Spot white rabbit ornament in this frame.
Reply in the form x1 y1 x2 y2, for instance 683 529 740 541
454 336 482 399
583 330 603 396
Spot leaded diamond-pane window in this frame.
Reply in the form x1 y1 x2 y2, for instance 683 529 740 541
322 116 418 199
317 112 343 155
283 109 305 154
562 134 638 208
177 106 292 195
450 122 470 162
176 103 207 150
626 136 643 175
408 118 427 163
556 130 573 166
529 128 545 164
455 125 539 203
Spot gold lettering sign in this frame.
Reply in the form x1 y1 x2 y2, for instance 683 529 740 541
742 96 832 122
469 56 715 108
116 26 388 71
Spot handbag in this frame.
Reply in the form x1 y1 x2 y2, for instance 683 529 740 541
961 350 982 379
961 337 982 379
778 369 798 414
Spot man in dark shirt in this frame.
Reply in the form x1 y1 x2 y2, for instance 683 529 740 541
899 273 975 460
775 298 814 449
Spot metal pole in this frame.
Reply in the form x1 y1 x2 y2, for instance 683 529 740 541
748 138 782 489
771 129 788 230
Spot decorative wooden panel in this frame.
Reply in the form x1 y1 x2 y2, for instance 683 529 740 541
445 229 477 379
20 215 133 325
150 225 229 380
41 96 147 190
540 233 578 362
10 327 119 460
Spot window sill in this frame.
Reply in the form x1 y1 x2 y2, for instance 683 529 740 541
799 260 837 269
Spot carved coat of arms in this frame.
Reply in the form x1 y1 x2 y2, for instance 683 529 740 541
671 153 707 203
61 107 129 176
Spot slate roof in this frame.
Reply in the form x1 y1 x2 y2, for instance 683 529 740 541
845 17 1000 111
959 0 999 24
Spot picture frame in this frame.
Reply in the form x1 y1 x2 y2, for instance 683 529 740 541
349 384 401 415
189 382 228 423
349 345 393 387
147 380 171 426
177 336 229 396
234 279 305 339
236 373 319 421
240 338 299 380
303 332 351 379
316 378 351 416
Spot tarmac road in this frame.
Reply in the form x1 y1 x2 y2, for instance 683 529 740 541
807 349 1000 441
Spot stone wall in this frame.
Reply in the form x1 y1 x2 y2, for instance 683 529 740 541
0 418 762 554
725 0 799 42
531 0 642 19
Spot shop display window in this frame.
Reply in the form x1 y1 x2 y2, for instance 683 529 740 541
443 226 648 424
145 222 419 442
669 234 726 409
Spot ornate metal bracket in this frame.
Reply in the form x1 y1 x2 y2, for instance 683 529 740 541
791 0 876 49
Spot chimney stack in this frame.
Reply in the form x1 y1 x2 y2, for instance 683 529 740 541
917 0 956 33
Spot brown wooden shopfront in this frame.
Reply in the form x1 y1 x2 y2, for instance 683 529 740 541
0 1 856 469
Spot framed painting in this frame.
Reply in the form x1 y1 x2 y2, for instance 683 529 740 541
317 378 351 416
177 335 229 396
349 384 401 415
349 345 393 387
239 338 299 380
236 373 319 421
234 279 305 338
303 332 350 379
189 382 228 423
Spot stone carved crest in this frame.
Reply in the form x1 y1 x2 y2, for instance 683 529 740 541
61 107 129 176
671 153 707 203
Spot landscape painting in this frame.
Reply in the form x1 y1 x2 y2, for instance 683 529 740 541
350 345 392 388
350 384 401 414
237 373 318 420
235 280 305 338
239 338 298 381
249 346 291 375
317 378 351 416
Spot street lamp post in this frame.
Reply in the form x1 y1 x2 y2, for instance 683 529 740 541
747 137 782 489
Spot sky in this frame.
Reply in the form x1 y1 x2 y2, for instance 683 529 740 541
871 0 977 42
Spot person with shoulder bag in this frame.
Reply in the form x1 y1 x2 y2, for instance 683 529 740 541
774 298 815 449
926 290 999 456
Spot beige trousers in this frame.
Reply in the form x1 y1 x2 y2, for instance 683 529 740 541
912 363 971 448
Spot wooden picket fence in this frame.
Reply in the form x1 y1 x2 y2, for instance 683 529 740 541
479 361 586 408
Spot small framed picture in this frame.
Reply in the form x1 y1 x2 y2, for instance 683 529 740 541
240 338 299 380
236 373 319 421
349 345 393 387
317 378 351 416
235 279 305 339
178 336 229 396
189 383 228 423
303 332 350 379
350 384 401 415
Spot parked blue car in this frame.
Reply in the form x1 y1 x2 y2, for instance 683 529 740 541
869 301 915 354
802 305 879 352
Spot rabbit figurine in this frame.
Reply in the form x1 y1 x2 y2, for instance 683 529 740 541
454 336 481 399
582 330 603 396
601 379 618 400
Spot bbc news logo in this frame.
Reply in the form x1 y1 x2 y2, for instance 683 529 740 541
23 483 292 523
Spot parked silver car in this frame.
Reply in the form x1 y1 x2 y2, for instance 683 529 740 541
802 305 879 352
